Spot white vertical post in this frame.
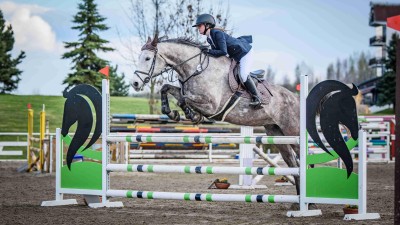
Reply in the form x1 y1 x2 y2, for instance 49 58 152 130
239 126 253 186
385 129 390 162
55 128 62 201
49 135 53 173
358 130 367 214
299 75 308 211
101 79 109 204
125 142 129 165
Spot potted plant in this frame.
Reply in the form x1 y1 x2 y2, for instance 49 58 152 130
275 176 289 183
343 204 358 214
213 178 231 189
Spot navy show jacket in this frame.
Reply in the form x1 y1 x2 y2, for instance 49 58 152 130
206 29 252 62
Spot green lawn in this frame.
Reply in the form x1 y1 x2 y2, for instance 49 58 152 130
0 94 159 160
373 108 395 115
0 94 151 133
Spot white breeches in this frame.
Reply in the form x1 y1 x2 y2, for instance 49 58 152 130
239 48 253 82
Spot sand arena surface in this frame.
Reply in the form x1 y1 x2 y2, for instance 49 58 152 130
0 161 394 224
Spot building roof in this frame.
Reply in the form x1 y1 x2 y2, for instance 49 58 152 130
370 2 400 23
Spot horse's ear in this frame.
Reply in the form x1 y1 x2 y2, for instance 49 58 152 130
146 37 151 44
151 33 158 47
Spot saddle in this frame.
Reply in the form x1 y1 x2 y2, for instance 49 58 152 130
228 60 272 104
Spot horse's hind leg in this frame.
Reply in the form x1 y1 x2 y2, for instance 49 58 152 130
264 124 300 195
160 84 203 123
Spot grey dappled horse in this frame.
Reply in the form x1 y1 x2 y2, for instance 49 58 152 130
132 36 301 194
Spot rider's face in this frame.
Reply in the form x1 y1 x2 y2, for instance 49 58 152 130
196 24 205 34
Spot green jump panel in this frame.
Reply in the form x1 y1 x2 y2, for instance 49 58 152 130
60 135 103 190
61 161 102 190
306 167 358 199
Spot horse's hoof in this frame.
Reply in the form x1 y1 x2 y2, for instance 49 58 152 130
184 108 193 120
192 114 204 124
172 110 180 121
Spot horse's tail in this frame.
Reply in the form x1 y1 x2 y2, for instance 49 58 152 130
62 84 102 170
306 80 359 178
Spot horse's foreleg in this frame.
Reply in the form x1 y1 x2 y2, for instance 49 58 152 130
160 84 203 123
160 84 181 121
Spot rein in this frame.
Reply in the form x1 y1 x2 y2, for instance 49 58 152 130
179 51 210 85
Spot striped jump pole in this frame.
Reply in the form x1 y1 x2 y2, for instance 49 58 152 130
107 134 299 145
107 190 299 204
107 164 299 176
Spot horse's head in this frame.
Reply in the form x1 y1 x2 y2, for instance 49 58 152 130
132 34 168 91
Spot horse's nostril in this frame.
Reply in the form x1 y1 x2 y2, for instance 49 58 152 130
133 82 139 87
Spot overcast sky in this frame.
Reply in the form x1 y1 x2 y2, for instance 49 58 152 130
1 0 399 95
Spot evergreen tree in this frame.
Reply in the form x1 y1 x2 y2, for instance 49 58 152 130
335 59 342 80
325 52 373 84
0 10 25 93
376 33 398 108
281 75 294 92
326 63 334 80
357 52 369 84
109 66 130 96
346 56 356 83
63 0 128 95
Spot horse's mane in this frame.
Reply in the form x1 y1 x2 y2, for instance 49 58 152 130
159 37 204 48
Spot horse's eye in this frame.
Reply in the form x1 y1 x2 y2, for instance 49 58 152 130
145 57 151 61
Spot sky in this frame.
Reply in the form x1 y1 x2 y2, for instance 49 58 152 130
1 0 399 95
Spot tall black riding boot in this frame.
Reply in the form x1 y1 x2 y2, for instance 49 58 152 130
243 77 262 108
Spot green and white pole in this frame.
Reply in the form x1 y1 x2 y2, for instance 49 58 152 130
107 164 300 176
107 190 299 204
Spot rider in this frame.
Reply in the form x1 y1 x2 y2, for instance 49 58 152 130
192 13 262 108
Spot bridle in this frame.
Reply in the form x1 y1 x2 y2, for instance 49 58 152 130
134 46 210 90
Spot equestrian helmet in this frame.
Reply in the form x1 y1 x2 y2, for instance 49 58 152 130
192 14 216 28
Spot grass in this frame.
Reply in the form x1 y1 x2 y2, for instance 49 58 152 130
372 108 395 115
0 94 151 133
0 94 156 160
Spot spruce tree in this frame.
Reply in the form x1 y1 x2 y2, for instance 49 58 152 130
376 33 398 108
0 10 25 94
109 66 130 96
63 0 128 95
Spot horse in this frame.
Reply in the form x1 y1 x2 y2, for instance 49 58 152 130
131 35 301 194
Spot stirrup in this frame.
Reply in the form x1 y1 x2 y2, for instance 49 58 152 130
249 96 262 109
